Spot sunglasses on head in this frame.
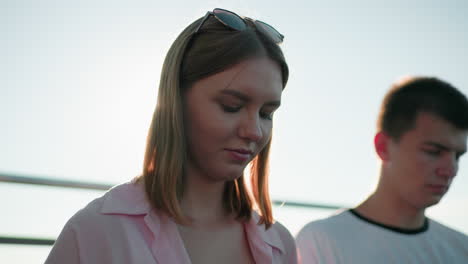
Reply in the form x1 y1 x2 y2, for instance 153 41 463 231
194 8 284 44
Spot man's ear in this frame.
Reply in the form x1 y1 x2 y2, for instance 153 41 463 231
374 131 390 161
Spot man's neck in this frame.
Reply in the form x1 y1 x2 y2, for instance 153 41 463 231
354 191 426 230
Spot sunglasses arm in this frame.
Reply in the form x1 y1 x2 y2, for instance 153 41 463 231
194 11 213 34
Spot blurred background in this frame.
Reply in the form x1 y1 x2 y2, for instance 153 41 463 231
2 0 468 262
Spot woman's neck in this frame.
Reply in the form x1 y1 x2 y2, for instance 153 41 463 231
180 171 230 226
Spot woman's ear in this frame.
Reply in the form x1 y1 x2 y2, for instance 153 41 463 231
374 131 390 162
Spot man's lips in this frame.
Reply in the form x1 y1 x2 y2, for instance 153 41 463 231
426 184 448 194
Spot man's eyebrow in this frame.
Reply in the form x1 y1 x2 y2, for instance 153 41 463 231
220 89 281 107
423 141 449 150
265 100 281 108
423 141 467 154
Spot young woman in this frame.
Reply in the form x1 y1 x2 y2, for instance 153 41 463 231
46 8 296 264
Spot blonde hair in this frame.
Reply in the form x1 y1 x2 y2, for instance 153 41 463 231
138 14 289 228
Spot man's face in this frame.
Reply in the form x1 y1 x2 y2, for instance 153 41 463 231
384 112 467 210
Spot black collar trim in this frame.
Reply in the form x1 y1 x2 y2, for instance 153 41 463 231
349 209 429 234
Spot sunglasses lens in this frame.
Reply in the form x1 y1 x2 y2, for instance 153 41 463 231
255 21 284 44
213 9 246 31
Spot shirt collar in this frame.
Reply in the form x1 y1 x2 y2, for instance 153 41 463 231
100 180 285 258
100 180 151 215
245 212 286 254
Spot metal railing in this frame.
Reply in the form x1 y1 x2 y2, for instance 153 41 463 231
0 172 344 246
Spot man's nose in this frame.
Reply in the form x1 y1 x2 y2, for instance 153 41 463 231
436 154 458 179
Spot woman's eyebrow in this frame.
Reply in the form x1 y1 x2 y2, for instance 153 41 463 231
220 89 281 107
220 89 249 101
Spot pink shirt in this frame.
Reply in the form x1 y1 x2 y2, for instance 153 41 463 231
45 181 297 263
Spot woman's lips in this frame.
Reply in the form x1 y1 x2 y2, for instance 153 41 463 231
225 148 253 162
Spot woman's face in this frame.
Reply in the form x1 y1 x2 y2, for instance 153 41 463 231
183 57 283 182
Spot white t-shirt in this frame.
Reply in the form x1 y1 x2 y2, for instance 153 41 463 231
296 209 468 264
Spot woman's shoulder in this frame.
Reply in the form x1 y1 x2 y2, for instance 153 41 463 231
249 212 298 263
66 181 149 228
250 211 294 242
272 220 297 255
269 220 297 264
46 181 153 263
271 220 294 243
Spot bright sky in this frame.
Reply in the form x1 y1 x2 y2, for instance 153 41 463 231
2 0 468 262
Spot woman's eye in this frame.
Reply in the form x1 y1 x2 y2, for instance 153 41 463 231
222 104 241 113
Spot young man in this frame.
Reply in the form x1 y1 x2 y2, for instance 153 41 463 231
296 77 468 263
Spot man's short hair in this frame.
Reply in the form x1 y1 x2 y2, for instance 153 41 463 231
377 76 468 141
